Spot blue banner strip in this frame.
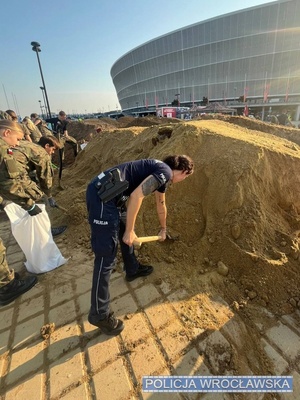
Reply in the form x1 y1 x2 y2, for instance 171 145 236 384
142 376 293 393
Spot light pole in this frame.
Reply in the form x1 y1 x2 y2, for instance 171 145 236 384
38 100 43 118
40 86 48 117
31 42 52 119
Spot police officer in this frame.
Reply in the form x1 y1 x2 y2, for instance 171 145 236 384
0 120 38 305
86 155 194 335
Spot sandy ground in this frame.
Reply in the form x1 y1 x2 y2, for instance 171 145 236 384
46 114 300 378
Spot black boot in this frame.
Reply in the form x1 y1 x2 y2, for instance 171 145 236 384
126 264 154 282
88 312 124 336
51 225 67 237
0 276 38 306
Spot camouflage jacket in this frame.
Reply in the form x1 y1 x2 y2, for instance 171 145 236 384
0 138 43 208
36 120 55 138
12 141 53 197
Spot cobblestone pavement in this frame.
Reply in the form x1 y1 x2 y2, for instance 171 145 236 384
0 211 299 400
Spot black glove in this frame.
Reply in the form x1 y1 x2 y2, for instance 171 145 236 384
0 199 11 210
27 204 42 216
48 197 57 208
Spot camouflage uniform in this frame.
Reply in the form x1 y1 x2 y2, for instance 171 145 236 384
0 114 36 286
12 141 53 197
0 236 14 288
0 137 43 209
24 122 42 143
36 120 55 138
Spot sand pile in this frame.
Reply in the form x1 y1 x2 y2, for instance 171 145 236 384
50 117 300 318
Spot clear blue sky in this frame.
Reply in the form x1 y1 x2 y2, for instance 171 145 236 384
1 0 273 116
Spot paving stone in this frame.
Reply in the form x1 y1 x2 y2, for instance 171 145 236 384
157 320 190 361
48 322 80 362
167 288 188 302
13 313 45 349
77 291 90 316
111 292 138 318
92 358 132 398
0 328 10 357
6 252 25 267
86 334 120 372
265 323 300 362
173 348 210 375
0 306 13 330
281 313 300 330
157 280 172 295
6 340 44 385
110 275 129 299
49 282 73 307
129 337 166 382
142 392 181 400
5 371 43 400
135 284 161 307
289 370 300 400
6 243 22 257
144 301 177 330
121 312 151 344
197 330 232 374
18 282 45 303
62 381 91 400
74 274 93 296
17 294 45 321
49 348 85 399
220 314 250 350
49 299 76 328
261 338 289 375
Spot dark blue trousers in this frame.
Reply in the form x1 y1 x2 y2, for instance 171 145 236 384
86 181 139 320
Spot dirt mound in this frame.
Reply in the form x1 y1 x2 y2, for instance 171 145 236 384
117 115 182 128
51 117 300 319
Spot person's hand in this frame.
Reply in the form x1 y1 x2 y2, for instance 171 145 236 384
27 204 42 216
48 197 57 208
122 230 138 247
158 228 167 241
0 199 11 210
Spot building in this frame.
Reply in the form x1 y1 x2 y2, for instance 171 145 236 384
111 0 300 121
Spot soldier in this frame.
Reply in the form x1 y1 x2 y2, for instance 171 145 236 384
12 136 67 237
2 109 32 142
0 120 38 306
47 111 78 158
22 116 43 143
30 113 54 137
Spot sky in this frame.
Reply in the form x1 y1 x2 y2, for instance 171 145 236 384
1 0 274 117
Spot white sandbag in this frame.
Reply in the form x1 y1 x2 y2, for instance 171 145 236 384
4 203 67 274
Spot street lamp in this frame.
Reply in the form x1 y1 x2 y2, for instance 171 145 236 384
31 41 52 119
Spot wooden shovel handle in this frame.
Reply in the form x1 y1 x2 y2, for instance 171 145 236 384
133 235 162 245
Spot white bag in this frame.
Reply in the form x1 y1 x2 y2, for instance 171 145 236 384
4 203 68 274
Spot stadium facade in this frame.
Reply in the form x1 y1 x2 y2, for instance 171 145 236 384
111 0 300 121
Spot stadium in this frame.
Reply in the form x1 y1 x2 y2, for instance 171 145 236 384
111 0 300 121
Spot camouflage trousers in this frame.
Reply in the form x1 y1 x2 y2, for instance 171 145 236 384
0 238 14 288
60 136 78 158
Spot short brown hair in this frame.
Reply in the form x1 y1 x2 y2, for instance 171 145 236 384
163 155 194 174
58 111 66 117
38 135 62 149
